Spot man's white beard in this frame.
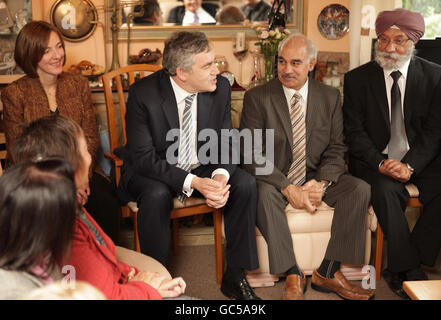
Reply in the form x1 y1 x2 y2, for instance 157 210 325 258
374 41 415 70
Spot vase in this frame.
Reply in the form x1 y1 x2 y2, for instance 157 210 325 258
264 55 275 83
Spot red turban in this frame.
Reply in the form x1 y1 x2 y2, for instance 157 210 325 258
375 8 425 43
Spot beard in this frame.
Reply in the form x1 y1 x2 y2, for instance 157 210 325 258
374 41 415 70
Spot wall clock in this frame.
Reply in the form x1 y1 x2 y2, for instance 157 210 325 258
50 0 98 42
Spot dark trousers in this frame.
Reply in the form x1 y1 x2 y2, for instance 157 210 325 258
126 166 259 270
352 164 441 272
84 171 120 243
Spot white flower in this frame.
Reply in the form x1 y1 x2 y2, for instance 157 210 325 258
284 29 291 34
269 30 275 37
275 32 282 39
260 31 269 39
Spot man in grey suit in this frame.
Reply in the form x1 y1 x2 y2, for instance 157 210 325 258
240 34 374 300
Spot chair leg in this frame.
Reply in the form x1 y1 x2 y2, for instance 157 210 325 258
172 219 179 256
132 211 141 253
375 224 384 280
213 209 223 284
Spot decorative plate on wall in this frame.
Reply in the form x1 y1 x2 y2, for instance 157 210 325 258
50 0 98 42
317 4 349 40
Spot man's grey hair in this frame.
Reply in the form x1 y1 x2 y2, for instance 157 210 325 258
278 33 318 62
162 31 211 76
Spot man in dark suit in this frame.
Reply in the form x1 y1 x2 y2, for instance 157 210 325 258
343 8 441 299
241 0 271 21
117 31 260 300
167 0 218 25
132 0 162 26
240 34 374 300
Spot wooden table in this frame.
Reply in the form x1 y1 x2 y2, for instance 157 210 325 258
403 280 441 300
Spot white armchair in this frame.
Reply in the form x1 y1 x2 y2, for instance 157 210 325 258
245 203 377 287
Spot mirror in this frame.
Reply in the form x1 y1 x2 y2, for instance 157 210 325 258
106 0 304 39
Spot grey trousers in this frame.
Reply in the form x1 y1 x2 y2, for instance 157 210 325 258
256 174 370 275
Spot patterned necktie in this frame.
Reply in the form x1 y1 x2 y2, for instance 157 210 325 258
177 94 196 202
287 93 306 186
388 71 408 160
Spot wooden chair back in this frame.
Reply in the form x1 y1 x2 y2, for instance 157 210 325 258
102 64 162 155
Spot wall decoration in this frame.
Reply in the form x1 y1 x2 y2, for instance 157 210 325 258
317 4 349 40
50 0 98 42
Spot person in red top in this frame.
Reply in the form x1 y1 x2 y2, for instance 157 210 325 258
11 115 186 300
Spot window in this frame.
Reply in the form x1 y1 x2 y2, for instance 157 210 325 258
402 0 441 38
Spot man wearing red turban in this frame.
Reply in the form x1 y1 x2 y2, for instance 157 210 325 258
343 8 441 299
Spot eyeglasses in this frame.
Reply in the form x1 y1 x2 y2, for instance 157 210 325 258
377 36 411 47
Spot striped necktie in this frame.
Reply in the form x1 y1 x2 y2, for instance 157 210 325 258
287 93 306 186
177 94 196 203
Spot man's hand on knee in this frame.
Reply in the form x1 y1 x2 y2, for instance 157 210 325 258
302 179 324 206
192 176 230 207
282 184 317 213
379 159 412 183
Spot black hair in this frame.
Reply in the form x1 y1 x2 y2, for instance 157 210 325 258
0 158 78 276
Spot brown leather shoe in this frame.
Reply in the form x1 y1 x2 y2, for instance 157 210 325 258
311 270 375 300
283 274 307 300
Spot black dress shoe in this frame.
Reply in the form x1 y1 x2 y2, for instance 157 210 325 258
221 274 261 300
406 267 428 281
381 269 409 299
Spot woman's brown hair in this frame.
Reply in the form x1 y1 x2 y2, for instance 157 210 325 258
0 158 78 275
11 115 84 173
14 20 66 78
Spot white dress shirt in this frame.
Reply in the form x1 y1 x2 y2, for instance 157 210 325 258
170 77 229 197
282 79 309 115
381 58 411 154
182 7 216 26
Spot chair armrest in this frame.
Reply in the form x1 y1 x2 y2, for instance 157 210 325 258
104 152 123 167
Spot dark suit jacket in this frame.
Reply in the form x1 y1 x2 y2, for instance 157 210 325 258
117 70 235 201
167 3 219 24
239 78 346 191
241 0 271 21
343 57 441 178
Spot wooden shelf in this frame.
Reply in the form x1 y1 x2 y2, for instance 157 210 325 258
0 74 24 84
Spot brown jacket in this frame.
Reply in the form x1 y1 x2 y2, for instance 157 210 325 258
1 72 99 170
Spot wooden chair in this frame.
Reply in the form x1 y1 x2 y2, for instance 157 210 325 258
374 183 423 280
102 64 224 284
0 132 6 176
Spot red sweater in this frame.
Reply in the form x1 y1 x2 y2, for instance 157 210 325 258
67 209 162 300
